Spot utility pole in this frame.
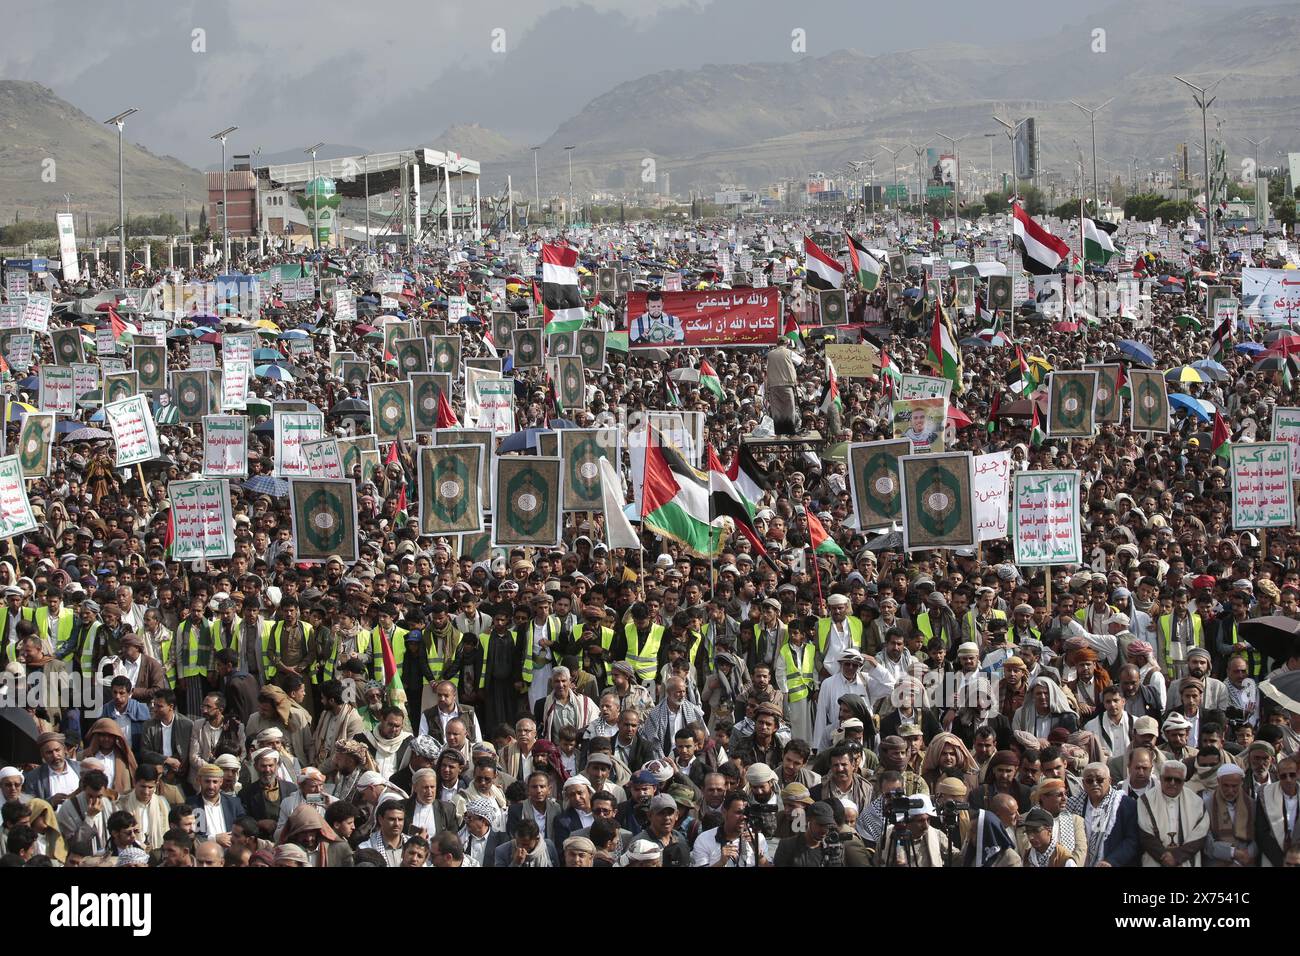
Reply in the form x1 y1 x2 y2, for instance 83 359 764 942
879 145 903 232
935 132 966 235
992 112 1027 201
531 146 541 227
1068 98 1114 213
907 141 931 223
304 142 324 252
1173 74 1223 258
564 145 576 229
210 126 238 266
103 108 138 285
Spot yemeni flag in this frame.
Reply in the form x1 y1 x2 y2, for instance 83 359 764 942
806 511 845 557
642 437 720 556
804 236 845 291
727 444 772 511
846 232 883 291
542 242 585 332
1083 216 1118 265
707 445 767 556
1012 201 1070 275
1212 412 1232 460
819 360 842 415
699 360 724 400
1030 402 1046 448
926 299 963 393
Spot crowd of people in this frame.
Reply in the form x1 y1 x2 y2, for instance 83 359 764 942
1 203 1299 871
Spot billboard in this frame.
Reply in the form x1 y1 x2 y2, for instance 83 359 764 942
625 288 780 349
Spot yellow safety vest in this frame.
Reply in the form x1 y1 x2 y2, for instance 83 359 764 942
624 621 664 681
816 616 862 655
65 621 102 676
780 640 816 703
266 620 315 679
1156 614 1203 677
961 608 1007 643
521 617 561 685
167 617 214 680
225 618 276 680
358 625 408 675
27 606 74 648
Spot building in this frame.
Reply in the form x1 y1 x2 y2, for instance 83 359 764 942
206 155 258 237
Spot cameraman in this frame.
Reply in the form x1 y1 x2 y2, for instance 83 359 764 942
873 795 949 867
691 792 770 866
773 800 839 867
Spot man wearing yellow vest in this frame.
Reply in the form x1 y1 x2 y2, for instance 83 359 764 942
774 617 817 742
26 588 75 658
168 594 213 716
1154 587 1203 680
817 594 861 678
519 593 562 711
357 602 407 682
230 595 272 687
961 587 1008 648
569 601 615 688
266 596 315 702
620 602 666 688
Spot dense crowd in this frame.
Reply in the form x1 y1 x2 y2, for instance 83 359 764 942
1 208 1299 870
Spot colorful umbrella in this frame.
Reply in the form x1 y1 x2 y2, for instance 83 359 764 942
1164 365 1207 384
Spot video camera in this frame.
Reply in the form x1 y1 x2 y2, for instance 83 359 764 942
742 801 778 838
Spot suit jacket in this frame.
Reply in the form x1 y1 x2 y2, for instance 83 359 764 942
399 797 460 837
186 791 244 839
608 734 661 774
22 760 81 801
505 798 562 840
1097 793 1142 867
129 656 169 702
491 837 558 867
475 828 511 867
240 778 300 825
139 715 196 778
552 806 589 852
1166 705 1227 741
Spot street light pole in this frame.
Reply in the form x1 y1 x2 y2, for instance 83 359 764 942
879 145 903 232
1068 98 1114 212
907 141 931 227
935 132 966 236
103 108 138 285
210 126 238 266
992 113 1026 201
1243 135 1269 209
304 143 324 251
865 153 879 216
564 145 575 229
530 147 541 226
1174 74 1223 258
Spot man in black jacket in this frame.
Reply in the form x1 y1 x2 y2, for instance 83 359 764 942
631 793 691 866
139 690 194 795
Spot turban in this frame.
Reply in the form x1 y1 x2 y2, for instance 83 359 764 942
214 754 241 771
1162 712 1192 732
1067 647 1099 666
989 750 1020 770
252 747 280 764
745 763 779 786
1036 779 1066 796
464 798 500 824
274 844 309 865
35 732 66 747
297 767 325 784
0 766 21 780
254 727 284 743
1127 640 1154 658
1013 730 1042 751
1004 656 1026 669
563 774 593 792
116 847 150 867
198 764 224 780
1179 677 1204 694
1246 741 1276 758
1216 763 1244 780
620 839 663 864
935 777 968 797
563 836 596 855
410 735 440 760
956 642 980 657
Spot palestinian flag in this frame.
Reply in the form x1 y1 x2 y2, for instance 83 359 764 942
727 444 772 510
1030 402 1046 448
699 359 724 400
542 243 584 329
925 300 963 393
1006 346 1031 395
806 510 844 557
1117 364 1131 404
879 349 901 398
803 236 845 291
1212 412 1231 461
378 624 405 705
108 308 137 341
707 445 766 556
782 312 801 346
1083 217 1118 265
1208 313 1233 361
819 360 842 415
987 391 1002 435
642 437 720 556
164 507 175 558
1012 201 1070 275
846 232 883 291
665 376 682 407
394 482 409 528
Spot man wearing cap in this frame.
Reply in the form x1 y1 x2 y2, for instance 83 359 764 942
60 599 109 680
23 732 80 804
518 593 562 711
817 593 861 677
1136 760 1209 866
187 764 242 842
813 650 876 751
873 795 949 867
1019 806 1075 867
633 792 691 867
773 800 844 867
1169 647 1228 713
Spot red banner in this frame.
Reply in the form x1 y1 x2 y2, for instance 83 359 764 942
625 289 781 349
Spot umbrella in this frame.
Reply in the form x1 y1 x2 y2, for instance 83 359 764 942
166 328 192 340
1253 357 1289 373
947 406 973 428
1165 365 1207 384
255 364 294 381
54 420 83 434
330 398 370 415
63 427 114 442
17 376 39 390
822 441 848 463
1168 393 1214 422
865 530 903 552
1238 617 1300 669
668 368 700 383
253 348 284 362
4 401 35 422
0 707 42 765
245 399 272 417
1192 359 1228 375
498 428 548 454
1234 342 1265 355
279 329 310 340
1260 670 1300 715
1264 335 1300 355
243 475 290 497
1173 314 1201 331
1263 328 1297 343
1117 340 1154 366
252 421 275 435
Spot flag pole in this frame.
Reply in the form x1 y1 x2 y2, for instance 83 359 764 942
809 545 823 616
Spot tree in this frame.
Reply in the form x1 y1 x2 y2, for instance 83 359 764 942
1277 195 1297 230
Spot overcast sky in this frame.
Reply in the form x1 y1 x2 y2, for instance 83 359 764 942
1 0 1203 168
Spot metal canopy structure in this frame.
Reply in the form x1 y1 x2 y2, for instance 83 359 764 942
261 148 480 198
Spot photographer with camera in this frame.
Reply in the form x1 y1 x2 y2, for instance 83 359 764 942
873 794 950 867
773 800 841 866
690 791 770 866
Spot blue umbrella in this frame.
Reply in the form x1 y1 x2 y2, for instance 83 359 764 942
1168 393 1213 422
17 376 39 390
54 420 83 434
252 421 275 435
255 364 294 381
1235 342 1265 355
1117 339 1155 366
166 328 192 340
278 329 310 340
243 475 290 497
498 428 549 454
1192 359 1227 374
253 347 284 361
